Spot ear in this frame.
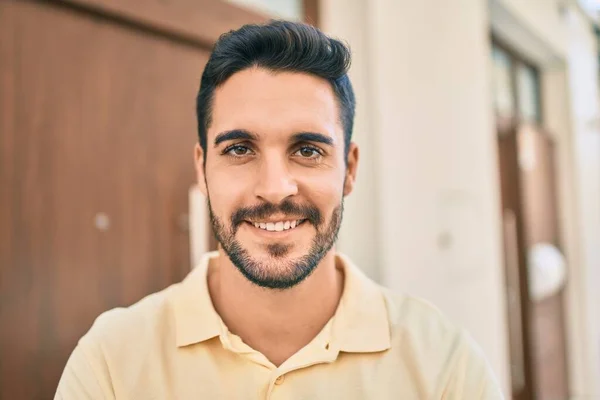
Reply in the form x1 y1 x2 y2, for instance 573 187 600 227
194 143 208 196
343 142 359 197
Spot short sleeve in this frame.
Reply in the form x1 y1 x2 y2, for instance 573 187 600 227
54 337 115 400
441 330 505 400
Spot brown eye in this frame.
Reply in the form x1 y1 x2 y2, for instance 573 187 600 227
225 145 252 156
297 147 320 158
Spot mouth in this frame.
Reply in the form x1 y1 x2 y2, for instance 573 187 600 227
245 219 308 233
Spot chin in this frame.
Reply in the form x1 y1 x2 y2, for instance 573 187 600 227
250 247 306 268
233 248 321 290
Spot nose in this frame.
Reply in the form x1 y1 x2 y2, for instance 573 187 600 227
253 155 298 204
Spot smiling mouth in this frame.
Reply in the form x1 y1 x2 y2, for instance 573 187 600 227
247 219 307 232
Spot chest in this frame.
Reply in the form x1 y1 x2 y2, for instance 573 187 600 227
111 349 435 400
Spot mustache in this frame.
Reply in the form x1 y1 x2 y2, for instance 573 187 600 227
231 199 322 228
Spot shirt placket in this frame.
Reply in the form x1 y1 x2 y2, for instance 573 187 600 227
264 340 340 400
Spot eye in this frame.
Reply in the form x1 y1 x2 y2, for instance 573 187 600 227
294 146 322 159
224 144 253 157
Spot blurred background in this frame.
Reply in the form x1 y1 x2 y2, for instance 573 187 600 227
1 0 600 399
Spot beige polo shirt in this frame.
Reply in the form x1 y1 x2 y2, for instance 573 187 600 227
55 252 504 399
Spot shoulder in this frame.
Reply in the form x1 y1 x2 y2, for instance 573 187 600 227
381 287 460 346
56 284 182 398
380 288 503 398
79 283 180 360
378 287 465 376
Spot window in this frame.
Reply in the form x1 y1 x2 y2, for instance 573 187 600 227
225 0 304 21
491 42 542 123
517 63 541 122
492 46 515 120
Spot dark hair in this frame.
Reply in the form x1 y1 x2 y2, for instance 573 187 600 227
196 20 355 160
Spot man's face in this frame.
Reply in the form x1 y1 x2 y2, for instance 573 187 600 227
195 68 358 289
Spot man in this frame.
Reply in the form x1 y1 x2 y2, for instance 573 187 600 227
56 21 503 399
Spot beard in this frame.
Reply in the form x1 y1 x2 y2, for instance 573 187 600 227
208 197 343 290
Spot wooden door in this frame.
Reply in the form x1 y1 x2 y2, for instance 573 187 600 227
518 126 569 400
497 124 569 400
498 125 537 400
0 1 265 398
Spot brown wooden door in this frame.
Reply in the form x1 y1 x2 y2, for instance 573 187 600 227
0 1 265 398
497 124 569 400
498 126 537 400
518 126 569 400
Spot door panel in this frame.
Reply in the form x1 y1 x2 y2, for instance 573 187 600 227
519 126 569 400
497 125 569 400
498 128 536 400
0 1 265 397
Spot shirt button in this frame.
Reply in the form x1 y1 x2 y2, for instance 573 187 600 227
275 375 285 385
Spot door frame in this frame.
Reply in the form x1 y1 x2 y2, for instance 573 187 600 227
46 0 268 49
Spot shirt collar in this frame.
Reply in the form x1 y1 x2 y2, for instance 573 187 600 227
331 253 392 353
173 252 222 347
172 251 391 353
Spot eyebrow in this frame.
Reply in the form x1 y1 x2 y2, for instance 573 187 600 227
213 129 258 147
290 132 334 146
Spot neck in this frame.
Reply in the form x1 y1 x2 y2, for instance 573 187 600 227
207 249 344 366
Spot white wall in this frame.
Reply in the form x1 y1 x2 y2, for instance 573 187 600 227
494 0 600 395
543 65 591 397
322 0 511 394
494 0 567 57
320 0 381 281
565 6 600 397
324 0 600 397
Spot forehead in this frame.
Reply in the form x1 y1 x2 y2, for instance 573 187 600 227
209 68 341 143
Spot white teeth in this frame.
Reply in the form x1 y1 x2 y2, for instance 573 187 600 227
252 220 303 231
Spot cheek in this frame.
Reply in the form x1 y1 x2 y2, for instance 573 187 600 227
206 167 255 215
296 171 344 209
